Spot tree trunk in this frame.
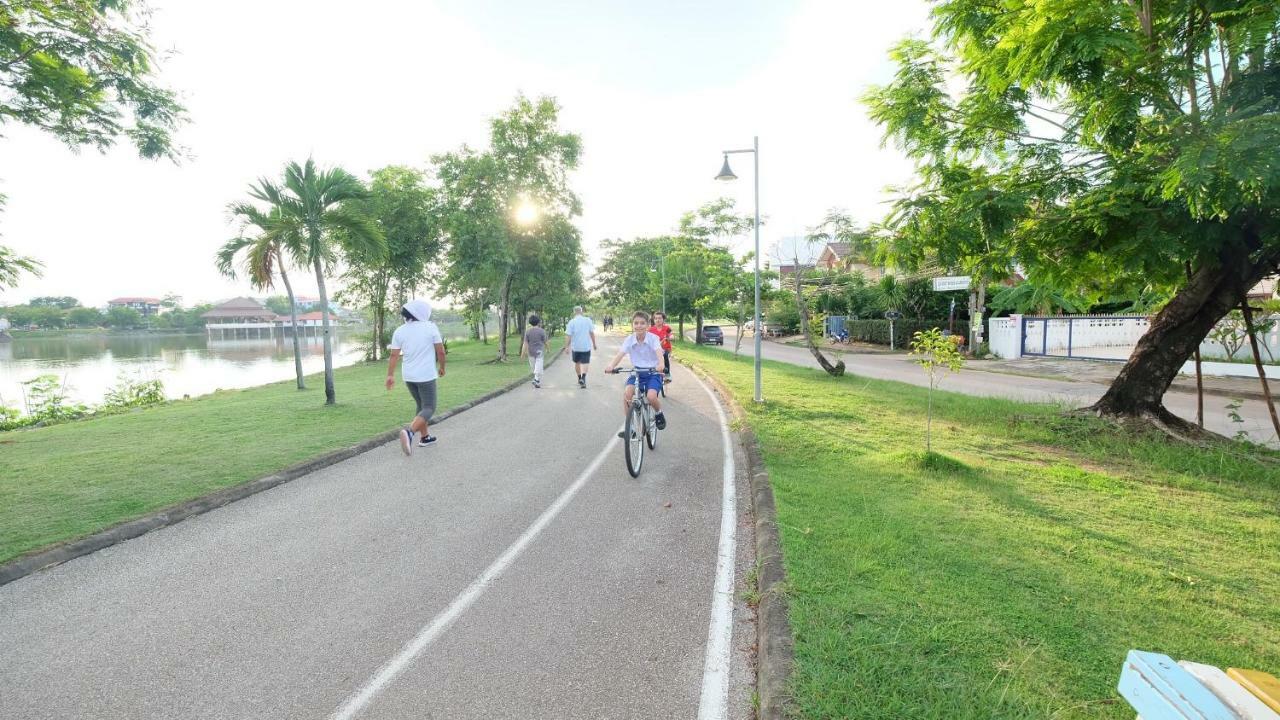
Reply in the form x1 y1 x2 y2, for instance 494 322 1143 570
695 310 704 345
678 315 685 340
734 303 746 355
368 270 388 362
278 261 306 390
1090 234 1280 426
497 271 514 361
975 273 988 347
313 258 336 405
794 273 844 376
1185 262 1203 427
1241 299 1280 438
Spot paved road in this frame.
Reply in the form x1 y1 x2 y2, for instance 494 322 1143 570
709 329 1278 445
0 337 756 719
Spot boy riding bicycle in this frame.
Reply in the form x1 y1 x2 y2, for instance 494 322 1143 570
604 311 668 438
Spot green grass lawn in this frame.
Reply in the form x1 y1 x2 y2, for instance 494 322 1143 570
682 344 1280 719
0 339 548 565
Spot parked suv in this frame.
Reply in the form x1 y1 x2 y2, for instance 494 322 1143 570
699 325 724 345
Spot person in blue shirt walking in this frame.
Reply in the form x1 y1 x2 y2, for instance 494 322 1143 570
565 305 597 389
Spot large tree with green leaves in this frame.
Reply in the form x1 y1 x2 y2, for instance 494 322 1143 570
339 166 440 361
251 159 386 404
866 0 1280 430
0 243 41 291
595 236 673 313
1 0 183 157
217 201 308 390
2 1 185 284
434 95 583 361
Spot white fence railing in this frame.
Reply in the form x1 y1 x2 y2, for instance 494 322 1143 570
986 313 1280 364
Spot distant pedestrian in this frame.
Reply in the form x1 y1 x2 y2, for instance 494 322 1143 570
385 299 446 455
520 314 548 389
565 305 597 389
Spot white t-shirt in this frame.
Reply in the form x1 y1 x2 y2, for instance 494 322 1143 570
390 320 444 382
566 315 595 352
621 331 663 369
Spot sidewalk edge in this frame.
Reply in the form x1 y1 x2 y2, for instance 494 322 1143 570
682 357 795 720
0 346 566 588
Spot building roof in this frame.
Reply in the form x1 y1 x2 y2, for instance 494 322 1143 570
823 242 853 259
201 297 276 319
1249 277 1277 298
272 311 329 322
108 296 162 304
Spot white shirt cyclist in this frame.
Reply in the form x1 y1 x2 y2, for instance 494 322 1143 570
621 332 663 369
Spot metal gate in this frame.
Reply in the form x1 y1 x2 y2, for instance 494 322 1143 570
1021 315 1149 361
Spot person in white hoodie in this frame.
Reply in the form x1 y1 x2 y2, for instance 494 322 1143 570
385 299 446 455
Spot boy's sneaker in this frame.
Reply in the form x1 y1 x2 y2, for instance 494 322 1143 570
578 374 586 388
418 435 437 448
617 429 636 440
399 426 414 456
533 378 540 388
654 412 667 430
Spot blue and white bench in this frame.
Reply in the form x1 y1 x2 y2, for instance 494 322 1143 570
1118 650 1280 719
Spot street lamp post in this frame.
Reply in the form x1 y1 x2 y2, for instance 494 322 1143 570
653 253 666 316
715 136 762 403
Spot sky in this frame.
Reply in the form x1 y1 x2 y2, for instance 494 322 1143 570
0 0 931 308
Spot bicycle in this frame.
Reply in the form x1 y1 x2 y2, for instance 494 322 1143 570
608 367 660 477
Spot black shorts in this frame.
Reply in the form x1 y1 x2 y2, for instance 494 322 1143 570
572 350 592 364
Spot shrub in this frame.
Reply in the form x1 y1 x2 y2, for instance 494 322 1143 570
101 374 166 412
843 319 970 348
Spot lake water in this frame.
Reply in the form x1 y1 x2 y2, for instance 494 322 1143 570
0 333 366 411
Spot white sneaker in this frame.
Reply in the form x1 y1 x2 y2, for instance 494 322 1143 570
399 426 414 456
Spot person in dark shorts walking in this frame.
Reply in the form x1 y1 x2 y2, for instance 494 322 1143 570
520 314 548 388
565 305 596 389
385 299 446 455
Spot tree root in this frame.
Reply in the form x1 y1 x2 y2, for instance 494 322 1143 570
1065 403 1280 465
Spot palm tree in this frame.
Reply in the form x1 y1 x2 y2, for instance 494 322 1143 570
253 159 385 404
217 202 308 390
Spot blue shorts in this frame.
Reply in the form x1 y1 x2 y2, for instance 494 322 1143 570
625 370 664 394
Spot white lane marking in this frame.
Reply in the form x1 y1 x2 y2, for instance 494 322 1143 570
330 432 621 720
690 369 738 720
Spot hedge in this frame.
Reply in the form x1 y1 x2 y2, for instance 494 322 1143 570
843 319 970 348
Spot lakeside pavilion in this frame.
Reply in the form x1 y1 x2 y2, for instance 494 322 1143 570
201 298 338 340
202 298 280 340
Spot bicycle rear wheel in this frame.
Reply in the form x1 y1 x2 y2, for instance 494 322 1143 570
624 402 644 477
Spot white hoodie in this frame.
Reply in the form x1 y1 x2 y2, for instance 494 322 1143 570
390 300 444 382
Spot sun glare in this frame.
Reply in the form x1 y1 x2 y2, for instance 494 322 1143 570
514 201 539 226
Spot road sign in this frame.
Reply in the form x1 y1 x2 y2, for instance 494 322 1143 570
932 276 971 292
883 310 902 320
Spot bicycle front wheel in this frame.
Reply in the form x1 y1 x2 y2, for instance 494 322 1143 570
624 403 644 477
645 402 658 450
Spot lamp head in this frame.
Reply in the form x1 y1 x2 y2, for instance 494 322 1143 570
715 155 737 181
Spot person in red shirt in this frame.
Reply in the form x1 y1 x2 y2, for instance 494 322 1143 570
649 311 674 380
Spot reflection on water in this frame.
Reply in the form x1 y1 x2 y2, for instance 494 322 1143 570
0 333 365 409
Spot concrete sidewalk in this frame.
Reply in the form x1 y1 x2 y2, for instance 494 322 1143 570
0 337 756 719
